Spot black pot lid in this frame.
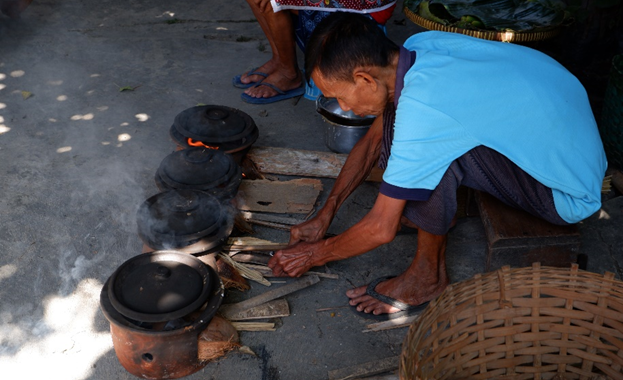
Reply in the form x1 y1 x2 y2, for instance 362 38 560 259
172 105 256 144
157 148 239 190
155 167 242 201
170 123 259 155
137 189 225 247
107 251 212 323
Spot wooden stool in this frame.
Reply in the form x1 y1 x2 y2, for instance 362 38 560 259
475 191 581 270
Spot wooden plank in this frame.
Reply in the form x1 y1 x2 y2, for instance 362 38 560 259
224 299 290 321
246 146 384 182
219 275 320 319
328 356 400 380
237 178 323 214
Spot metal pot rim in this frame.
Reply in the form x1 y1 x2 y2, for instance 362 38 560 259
107 251 213 323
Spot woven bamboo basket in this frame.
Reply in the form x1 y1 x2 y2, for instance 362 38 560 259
400 263 623 379
403 6 562 43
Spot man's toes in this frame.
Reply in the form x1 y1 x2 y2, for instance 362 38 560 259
346 286 367 299
356 298 382 313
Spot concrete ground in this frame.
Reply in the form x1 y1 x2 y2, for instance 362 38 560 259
0 1 622 379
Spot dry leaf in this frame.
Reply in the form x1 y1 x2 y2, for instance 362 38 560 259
238 346 257 356
21 91 33 100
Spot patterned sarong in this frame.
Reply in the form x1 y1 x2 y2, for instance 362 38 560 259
271 0 397 14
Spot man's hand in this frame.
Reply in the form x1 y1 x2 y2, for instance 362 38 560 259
289 213 332 245
268 241 324 277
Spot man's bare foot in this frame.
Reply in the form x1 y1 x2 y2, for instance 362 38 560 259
346 272 448 315
243 68 302 99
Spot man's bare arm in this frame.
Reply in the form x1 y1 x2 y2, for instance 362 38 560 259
271 193 406 277
289 115 385 244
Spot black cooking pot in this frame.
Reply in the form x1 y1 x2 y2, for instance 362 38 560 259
136 189 233 251
155 147 242 201
107 251 213 323
169 105 259 158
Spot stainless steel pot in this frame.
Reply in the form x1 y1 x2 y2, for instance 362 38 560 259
316 96 375 154
324 122 371 154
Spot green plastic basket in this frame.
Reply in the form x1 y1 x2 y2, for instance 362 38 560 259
600 54 623 170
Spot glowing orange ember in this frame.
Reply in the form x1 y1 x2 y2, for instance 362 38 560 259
187 138 219 150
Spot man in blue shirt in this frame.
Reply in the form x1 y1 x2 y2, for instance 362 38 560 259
268 13 607 317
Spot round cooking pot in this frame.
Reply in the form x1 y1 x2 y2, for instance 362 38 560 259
155 147 242 201
316 96 376 153
169 105 259 161
100 251 224 379
136 189 234 251
107 251 212 323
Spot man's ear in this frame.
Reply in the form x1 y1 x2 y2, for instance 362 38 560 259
353 70 377 91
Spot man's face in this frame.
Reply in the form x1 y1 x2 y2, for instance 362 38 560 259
311 69 387 118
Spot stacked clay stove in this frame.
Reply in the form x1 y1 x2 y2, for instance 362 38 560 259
100 105 258 379
138 104 259 255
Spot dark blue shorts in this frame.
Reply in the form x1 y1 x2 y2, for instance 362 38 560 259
378 105 569 235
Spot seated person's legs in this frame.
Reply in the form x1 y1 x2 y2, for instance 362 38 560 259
346 162 461 315
238 0 303 99
237 2 394 101
458 145 570 226
347 145 566 315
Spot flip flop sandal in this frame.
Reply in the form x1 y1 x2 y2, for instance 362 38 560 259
350 276 430 321
240 82 305 105
232 68 268 89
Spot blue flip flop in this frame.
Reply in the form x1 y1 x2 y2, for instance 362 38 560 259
241 82 305 104
350 276 430 321
232 68 268 89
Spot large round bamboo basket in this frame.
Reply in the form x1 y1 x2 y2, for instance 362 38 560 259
400 263 623 379
404 6 562 43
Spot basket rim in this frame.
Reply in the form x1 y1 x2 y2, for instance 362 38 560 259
403 6 562 43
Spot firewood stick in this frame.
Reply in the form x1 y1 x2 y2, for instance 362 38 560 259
239 211 304 226
217 253 271 287
328 356 399 380
244 263 339 280
247 219 292 231
362 315 420 333
231 253 271 265
230 322 276 331
224 244 290 252
225 299 290 321
219 275 320 319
